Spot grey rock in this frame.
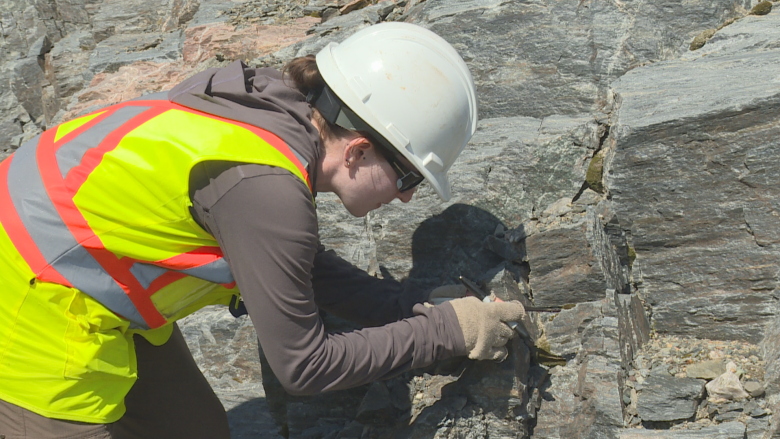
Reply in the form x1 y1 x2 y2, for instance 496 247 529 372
269 0 389 61
320 7 340 22
525 221 603 306
542 198 573 218
686 360 727 380
86 31 183 80
413 0 750 119
606 8 780 342
89 0 194 40
589 206 633 294
752 406 770 418
544 301 604 357
46 31 93 101
574 188 604 207
535 354 624 438
0 104 24 154
636 376 705 421
483 234 521 261
0 1 57 63
745 380 766 398
11 57 46 124
767 405 780 439
302 0 331 17
178 307 282 438
619 421 746 438
188 0 234 26
525 212 629 307
614 291 651 371
27 35 52 58
715 410 742 422
355 382 394 425
746 416 771 439
764 314 780 398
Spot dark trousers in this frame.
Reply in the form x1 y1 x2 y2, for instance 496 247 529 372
0 324 230 439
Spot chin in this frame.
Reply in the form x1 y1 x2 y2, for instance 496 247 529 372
344 204 370 218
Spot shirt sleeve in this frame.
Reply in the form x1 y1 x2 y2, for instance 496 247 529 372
311 245 428 327
192 165 466 395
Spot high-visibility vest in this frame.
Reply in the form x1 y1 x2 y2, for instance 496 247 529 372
0 98 312 330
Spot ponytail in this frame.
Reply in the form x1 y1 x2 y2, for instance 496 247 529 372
283 55 353 142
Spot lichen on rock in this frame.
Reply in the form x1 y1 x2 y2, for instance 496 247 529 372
750 1 772 15
586 149 606 193
689 28 716 51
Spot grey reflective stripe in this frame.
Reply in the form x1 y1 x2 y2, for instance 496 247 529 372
7 132 147 326
130 262 168 290
129 258 234 288
56 106 150 180
178 257 234 285
131 92 169 101
290 147 308 170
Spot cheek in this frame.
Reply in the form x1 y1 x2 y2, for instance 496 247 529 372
372 162 398 194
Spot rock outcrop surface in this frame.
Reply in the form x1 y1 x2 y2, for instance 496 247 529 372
606 10 780 343
3 0 780 438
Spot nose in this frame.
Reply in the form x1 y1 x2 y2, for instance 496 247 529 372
397 187 416 203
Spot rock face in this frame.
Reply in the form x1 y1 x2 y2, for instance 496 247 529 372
619 421 746 438
635 376 705 422
606 10 780 343
4 0 780 438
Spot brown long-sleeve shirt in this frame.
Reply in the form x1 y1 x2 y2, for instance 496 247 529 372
169 61 466 395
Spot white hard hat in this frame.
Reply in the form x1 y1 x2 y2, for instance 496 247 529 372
314 22 478 201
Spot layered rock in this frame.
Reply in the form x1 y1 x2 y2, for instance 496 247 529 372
4 0 780 437
605 9 780 343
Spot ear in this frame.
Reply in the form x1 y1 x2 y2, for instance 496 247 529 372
343 136 373 167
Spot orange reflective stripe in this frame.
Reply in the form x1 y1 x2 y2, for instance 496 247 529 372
53 110 116 155
71 100 311 191
153 246 224 270
146 270 188 296
6 98 308 328
135 100 312 191
37 109 170 329
63 105 169 192
0 156 73 287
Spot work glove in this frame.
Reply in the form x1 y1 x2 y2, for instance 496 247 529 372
426 284 467 305
449 296 526 361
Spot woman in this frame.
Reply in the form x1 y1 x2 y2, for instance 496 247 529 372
0 23 525 438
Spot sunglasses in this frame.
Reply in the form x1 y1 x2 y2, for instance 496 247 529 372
372 141 425 192
308 85 426 193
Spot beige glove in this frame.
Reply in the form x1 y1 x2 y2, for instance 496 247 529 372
449 296 526 361
427 284 467 305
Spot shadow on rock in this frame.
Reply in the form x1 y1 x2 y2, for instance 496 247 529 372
256 203 546 438
226 397 285 439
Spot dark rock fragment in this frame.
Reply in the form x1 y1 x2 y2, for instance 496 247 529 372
636 376 705 422
355 382 395 425
686 360 726 380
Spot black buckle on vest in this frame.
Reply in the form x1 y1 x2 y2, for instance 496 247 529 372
228 295 247 318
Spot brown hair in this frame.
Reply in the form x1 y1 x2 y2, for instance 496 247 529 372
283 55 354 143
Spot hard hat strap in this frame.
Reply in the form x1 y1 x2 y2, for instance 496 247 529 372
307 85 424 192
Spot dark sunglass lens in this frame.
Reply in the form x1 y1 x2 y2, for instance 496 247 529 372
376 143 424 192
399 173 425 192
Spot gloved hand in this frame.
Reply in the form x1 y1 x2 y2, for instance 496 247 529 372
427 284 467 305
449 296 526 361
